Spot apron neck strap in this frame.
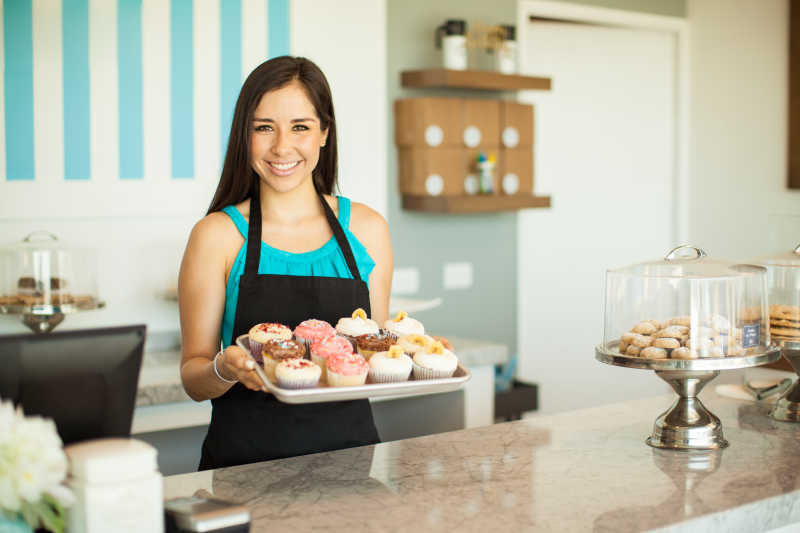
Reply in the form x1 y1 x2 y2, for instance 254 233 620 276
243 183 365 283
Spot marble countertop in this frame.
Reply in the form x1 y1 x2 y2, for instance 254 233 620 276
162 393 800 532
136 337 508 407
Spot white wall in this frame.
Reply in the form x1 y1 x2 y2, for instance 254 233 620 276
0 0 387 336
688 0 798 257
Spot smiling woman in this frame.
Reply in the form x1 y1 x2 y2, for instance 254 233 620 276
177 56 393 470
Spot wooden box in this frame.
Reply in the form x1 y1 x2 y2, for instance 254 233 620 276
394 98 463 148
500 101 534 148
397 147 463 196
499 148 533 195
462 99 500 148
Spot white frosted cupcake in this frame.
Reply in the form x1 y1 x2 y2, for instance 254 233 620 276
335 308 379 349
368 346 413 383
247 322 292 362
397 334 436 357
275 358 322 389
383 311 425 339
326 352 369 387
412 341 458 380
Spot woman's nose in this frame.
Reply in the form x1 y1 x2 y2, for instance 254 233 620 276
271 130 292 155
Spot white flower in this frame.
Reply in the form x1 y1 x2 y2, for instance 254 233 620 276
0 398 72 518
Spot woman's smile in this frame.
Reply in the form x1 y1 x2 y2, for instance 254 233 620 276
267 160 302 176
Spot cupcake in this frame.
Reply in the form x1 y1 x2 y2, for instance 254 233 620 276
335 308 379 349
397 334 436 357
293 319 336 356
261 339 305 382
412 341 458 380
383 310 425 339
248 323 292 362
368 345 413 383
275 358 322 389
326 352 369 387
355 331 395 361
310 335 353 382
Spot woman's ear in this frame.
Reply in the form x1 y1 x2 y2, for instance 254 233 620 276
321 128 329 148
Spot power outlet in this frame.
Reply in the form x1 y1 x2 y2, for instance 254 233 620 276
443 262 473 290
392 267 419 295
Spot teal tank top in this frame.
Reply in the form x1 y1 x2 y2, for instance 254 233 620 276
220 196 375 347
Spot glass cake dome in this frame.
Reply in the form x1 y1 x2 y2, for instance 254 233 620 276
602 245 769 359
754 243 800 346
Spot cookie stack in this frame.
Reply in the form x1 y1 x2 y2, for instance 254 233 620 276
770 305 800 342
618 316 745 360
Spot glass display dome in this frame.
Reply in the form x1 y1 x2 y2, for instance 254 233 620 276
755 243 800 346
602 245 769 360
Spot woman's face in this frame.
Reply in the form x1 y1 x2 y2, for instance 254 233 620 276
249 81 328 194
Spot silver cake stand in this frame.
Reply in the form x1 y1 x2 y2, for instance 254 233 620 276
596 343 781 450
0 300 106 333
769 340 800 422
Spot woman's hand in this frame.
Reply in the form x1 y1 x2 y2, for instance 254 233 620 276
220 345 268 392
430 335 453 351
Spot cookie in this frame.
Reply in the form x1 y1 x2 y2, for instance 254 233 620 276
631 335 653 348
625 345 642 356
653 337 680 349
632 321 658 335
641 347 667 359
771 327 800 338
770 305 800 321
655 326 688 339
671 347 695 360
770 318 800 328
669 316 691 327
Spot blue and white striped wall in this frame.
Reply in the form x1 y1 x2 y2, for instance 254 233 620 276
1 0 289 184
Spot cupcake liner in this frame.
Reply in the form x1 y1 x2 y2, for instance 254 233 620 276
411 361 455 380
368 367 411 384
294 335 316 358
326 368 368 387
248 338 264 363
276 374 320 389
262 356 278 383
311 353 329 382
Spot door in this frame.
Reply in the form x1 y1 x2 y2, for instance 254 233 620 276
517 20 678 413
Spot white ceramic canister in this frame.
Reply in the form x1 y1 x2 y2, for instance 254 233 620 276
436 19 468 71
65 438 164 533
495 25 517 74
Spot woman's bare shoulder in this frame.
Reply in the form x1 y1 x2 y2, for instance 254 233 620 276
189 210 243 254
348 201 390 250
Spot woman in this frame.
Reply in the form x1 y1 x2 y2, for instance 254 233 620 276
178 56 392 470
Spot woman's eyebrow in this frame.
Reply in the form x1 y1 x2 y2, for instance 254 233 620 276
252 117 318 123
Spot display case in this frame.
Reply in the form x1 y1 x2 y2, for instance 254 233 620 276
0 232 104 332
596 245 779 449
756 243 800 421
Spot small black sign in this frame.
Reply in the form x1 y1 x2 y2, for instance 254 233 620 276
742 323 761 348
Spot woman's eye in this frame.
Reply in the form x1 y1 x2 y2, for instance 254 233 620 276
254 125 272 132
293 124 309 131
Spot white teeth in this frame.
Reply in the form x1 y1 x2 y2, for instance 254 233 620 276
271 161 299 171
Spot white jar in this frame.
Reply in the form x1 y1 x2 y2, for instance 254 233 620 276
65 438 164 533
496 40 517 74
442 35 468 70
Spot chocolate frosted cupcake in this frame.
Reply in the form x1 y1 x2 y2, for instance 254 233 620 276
356 331 395 361
248 323 292 363
261 339 304 383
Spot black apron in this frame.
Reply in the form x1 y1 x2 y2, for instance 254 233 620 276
198 187 380 470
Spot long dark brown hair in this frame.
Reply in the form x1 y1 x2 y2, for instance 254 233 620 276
207 56 338 214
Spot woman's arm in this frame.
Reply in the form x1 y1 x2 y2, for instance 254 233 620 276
178 213 266 400
349 202 393 325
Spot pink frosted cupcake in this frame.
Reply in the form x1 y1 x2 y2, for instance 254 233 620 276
326 352 369 387
293 319 336 356
310 335 353 383
275 358 322 389
247 323 292 363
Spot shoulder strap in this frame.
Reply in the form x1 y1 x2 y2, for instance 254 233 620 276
244 185 262 275
337 196 351 229
319 195 363 282
221 206 249 239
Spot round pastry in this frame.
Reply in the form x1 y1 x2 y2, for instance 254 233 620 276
248 323 292 362
356 331 395 361
631 321 657 335
335 308 379 349
383 310 425 339
671 347 695 360
631 335 653 348
653 337 680 349
412 341 458 380
293 319 336 356
641 347 667 359
326 352 369 387
310 335 353 382
369 346 413 383
275 358 322 389
397 334 436 356
261 339 304 382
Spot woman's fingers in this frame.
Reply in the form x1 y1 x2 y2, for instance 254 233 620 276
221 346 268 392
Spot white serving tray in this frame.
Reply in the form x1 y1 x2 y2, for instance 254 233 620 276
235 334 471 404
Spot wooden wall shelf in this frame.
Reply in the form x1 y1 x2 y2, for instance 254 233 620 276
401 69 552 91
402 194 551 214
